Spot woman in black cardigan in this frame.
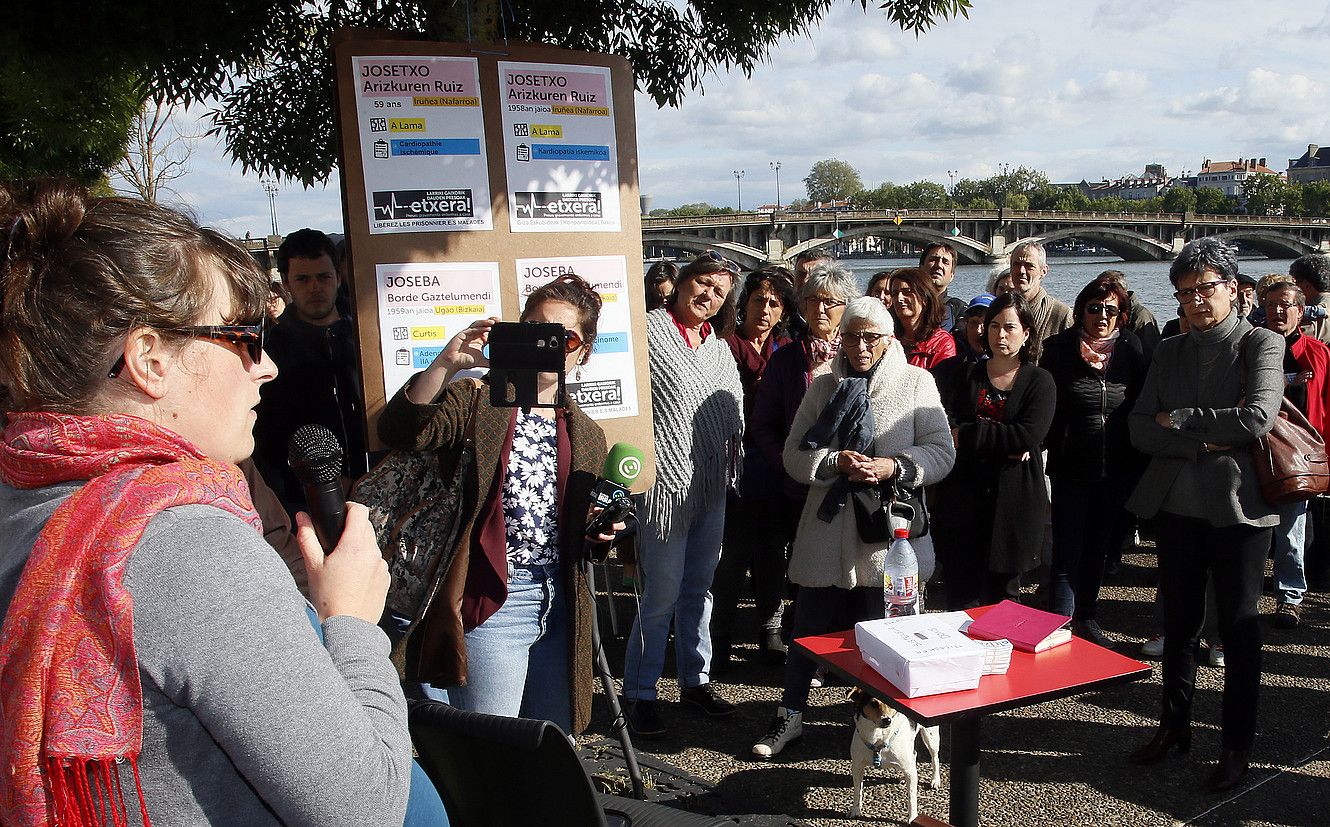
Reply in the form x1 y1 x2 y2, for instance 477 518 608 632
1039 276 1149 646
934 291 1057 610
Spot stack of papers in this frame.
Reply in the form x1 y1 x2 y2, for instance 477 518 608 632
973 638 1013 675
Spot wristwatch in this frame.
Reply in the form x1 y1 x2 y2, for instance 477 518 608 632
1168 409 1184 430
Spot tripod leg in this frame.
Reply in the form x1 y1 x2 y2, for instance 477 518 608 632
584 561 646 800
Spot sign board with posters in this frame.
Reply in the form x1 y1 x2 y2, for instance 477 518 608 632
374 261 503 400
515 255 637 418
498 62 621 233
352 55 492 233
332 31 654 489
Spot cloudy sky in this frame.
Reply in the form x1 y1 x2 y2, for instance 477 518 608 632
162 0 1330 236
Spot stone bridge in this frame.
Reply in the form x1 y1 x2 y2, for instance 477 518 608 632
641 209 1330 269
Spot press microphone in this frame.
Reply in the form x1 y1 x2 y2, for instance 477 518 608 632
288 424 346 552
585 443 645 552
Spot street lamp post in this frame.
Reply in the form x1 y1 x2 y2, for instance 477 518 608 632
770 161 782 209
261 177 279 236
947 169 958 196
998 163 1011 206
733 169 745 212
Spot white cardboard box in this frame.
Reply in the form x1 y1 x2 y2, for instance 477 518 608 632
855 614 987 698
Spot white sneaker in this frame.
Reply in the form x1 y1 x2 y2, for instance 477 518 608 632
809 666 827 688
1141 635 1165 658
1208 643 1225 668
752 707 803 759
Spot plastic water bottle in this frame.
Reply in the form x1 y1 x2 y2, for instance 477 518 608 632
884 527 920 617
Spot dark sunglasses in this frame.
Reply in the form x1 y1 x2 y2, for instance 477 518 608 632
1086 302 1121 317
699 251 740 274
107 319 267 379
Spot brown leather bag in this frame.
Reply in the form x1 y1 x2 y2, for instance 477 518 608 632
1240 331 1330 504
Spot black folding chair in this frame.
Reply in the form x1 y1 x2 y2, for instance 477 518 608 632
409 700 729 827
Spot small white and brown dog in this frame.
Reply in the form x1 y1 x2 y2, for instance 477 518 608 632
848 686 941 822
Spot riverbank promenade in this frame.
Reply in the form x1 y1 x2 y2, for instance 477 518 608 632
582 540 1330 827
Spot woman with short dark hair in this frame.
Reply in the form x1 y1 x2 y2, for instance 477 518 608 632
622 251 745 737
713 266 798 666
1126 238 1283 793
1039 275 1149 646
933 291 1057 609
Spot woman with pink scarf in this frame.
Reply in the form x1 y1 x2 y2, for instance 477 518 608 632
0 182 431 827
1038 275 1150 646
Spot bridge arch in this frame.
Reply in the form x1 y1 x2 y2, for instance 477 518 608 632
784 224 990 264
1006 226 1174 262
1204 230 1319 259
640 234 767 270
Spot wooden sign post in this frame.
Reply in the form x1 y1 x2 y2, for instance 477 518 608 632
332 30 655 488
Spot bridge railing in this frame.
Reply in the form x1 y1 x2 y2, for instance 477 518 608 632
641 209 1330 231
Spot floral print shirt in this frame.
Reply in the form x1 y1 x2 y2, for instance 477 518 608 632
502 412 560 567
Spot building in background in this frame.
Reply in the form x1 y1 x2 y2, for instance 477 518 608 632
1288 144 1330 185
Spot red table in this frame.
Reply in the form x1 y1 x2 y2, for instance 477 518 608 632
793 607 1151 827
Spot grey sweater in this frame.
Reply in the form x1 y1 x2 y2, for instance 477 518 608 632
1126 310 1284 528
0 482 411 827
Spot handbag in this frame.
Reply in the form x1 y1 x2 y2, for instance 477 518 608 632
1238 331 1330 505
851 480 930 543
351 392 480 620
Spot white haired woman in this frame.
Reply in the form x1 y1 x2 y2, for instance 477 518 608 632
751 297 955 759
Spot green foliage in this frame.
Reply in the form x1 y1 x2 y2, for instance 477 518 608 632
1302 181 1330 217
968 197 998 209
1003 192 1029 210
804 159 865 203
0 61 144 184
1163 186 1196 213
1242 174 1289 216
1195 186 1237 215
0 0 971 184
649 202 736 217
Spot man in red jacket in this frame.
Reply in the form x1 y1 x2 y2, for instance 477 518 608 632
1263 282 1330 628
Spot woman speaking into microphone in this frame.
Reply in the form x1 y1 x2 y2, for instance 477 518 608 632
378 273 620 735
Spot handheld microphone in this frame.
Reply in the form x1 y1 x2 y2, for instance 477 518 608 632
287 424 346 552
585 443 645 555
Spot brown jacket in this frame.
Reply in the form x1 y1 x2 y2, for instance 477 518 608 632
377 377 605 734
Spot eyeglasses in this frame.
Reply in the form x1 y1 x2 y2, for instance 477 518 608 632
562 328 585 354
107 320 267 379
1265 301 1301 314
1173 280 1228 302
699 251 740 274
1086 302 1121 317
842 330 887 346
805 295 847 309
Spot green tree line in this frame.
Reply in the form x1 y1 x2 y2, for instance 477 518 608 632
650 159 1330 218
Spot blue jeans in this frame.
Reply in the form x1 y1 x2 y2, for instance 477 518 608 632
383 612 450 703
1273 499 1309 606
1049 477 1132 620
448 562 572 732
624 501 726 700
307 606 449 826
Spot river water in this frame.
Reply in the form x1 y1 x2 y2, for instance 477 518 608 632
841 255 1297 323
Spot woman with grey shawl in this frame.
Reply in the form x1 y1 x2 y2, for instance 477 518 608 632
751 297 955 759
624 252 746 738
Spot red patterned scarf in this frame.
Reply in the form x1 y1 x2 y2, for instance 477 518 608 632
0 412 261 827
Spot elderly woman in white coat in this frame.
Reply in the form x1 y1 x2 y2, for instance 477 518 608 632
751 297 955 759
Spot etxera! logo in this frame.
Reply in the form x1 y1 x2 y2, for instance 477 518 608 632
373 189 474 221
512 191 602 220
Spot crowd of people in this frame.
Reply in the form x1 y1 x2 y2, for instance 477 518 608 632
3 177 1328 824
640 236 1330 796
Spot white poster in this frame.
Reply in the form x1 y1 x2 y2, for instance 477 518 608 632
354 56 493 233
515 255 638 419
498 62 621 233
375 261 502 400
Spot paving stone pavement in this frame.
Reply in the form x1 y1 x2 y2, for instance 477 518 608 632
578 546 1330 827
